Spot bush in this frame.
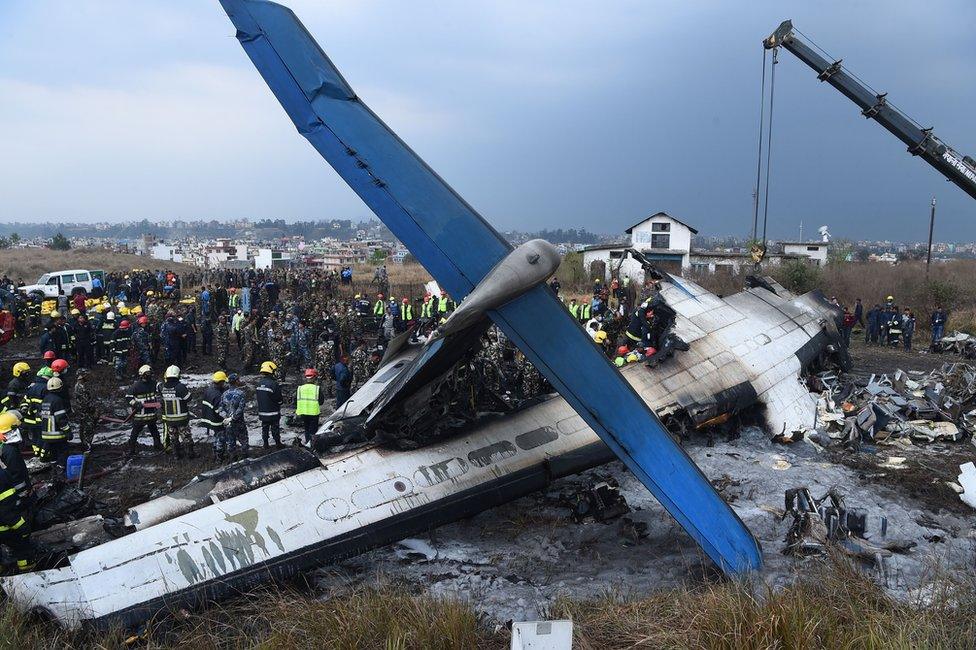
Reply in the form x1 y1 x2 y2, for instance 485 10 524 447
775 260 822 294
48 233 71 251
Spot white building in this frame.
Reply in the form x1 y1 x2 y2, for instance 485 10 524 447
780 241 829 266
582 212 697 280
151 243 183 264
254 248 292 270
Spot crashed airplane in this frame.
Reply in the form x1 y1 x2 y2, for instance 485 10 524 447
0 0 847 629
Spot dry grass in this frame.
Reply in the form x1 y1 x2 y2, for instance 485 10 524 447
0 247 198 282
2 556 973 649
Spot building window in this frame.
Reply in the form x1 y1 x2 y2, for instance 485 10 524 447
691 263 709 273
651 222 671 232
651 234 670 249
806 246 819 252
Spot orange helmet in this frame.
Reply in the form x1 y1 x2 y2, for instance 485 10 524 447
616 345 629 356
43 351 56 361
304 368 318 379
119 320 131 330
402 298 409 304
137 316 149 326
51 359 69 374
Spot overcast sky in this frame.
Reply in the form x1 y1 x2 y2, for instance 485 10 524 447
1 1 973 241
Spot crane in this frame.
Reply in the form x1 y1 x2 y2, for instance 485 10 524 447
764 20 976 200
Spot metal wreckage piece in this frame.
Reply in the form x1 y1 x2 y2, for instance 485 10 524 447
804 363 976 448
782 487 915 582
1 272 848 630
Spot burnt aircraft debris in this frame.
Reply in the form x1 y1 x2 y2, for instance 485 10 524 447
801 363 976 448
782 487 915 564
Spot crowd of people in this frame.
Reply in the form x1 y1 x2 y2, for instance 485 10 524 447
837 295 948 352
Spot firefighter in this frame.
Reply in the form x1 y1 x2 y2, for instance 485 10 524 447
157 365 193 458
201 371 228 460
125 365 163 454
40 377 71 467
256 361 283 449
1 362 31 413
22 368 52 458
0 411 33 572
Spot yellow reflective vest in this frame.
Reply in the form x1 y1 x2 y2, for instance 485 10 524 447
296 382 321 416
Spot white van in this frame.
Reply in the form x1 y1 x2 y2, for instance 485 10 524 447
19 269 105 298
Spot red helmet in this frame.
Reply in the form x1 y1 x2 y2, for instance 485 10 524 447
43 351 56 360
304 368 318 379
402 298 409 304
119 320 131 330
137 316 149 326
377 293 384 299
616 345 629 356
645 346 657 356
51 359 69 374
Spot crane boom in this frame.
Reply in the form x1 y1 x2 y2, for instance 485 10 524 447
765 20 976 200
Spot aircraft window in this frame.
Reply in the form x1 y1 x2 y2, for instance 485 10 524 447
467 441 517 467
516 426 558 450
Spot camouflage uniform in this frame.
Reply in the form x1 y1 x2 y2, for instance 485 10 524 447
215 318 230 368
350 347 370 392
517 353 543 400
72 374 101 446
315 339 336 396
270 334 289 381
241 322 255 372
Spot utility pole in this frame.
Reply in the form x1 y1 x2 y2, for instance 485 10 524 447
926 196 936 273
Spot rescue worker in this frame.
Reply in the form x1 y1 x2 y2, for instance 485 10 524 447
0 411 30 504
1 362 31 413
74 313 94 368
22 368 52 458
256 361 283 448
40 376 71 467
157 365 194 458
125 365 163 454
215 314 230 368
0 412 33 572
72 369 101 447
334 355 352 409
217 373 248 459
112 319 132 380
296 368 325 445
98 310 116 361
201 371 228 460
373 293 385 318
400 297 414 332
133 315 152 367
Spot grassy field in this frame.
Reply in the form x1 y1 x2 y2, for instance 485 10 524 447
2 556 972 649
0 247 198 282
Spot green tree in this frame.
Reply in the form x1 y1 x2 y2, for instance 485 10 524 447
775 260 822 294
9 233 20 245
49 232 71 251
0 237 9 249
369 249 388 264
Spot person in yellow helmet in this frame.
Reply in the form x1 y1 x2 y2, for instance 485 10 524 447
201 372 228 459
0 411 34 573
257 362 283 448
1 363 31 413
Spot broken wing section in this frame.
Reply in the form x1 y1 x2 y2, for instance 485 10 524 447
218 0 512 301
492 286 763 574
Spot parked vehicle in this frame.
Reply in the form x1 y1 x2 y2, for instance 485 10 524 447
18 269 105 298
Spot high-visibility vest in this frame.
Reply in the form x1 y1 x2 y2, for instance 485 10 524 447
579 304 591 321
437 296 450 313
402 304 413 320
421 301 433 318
373 300 385 316
569 303 580 318
296 383 320 416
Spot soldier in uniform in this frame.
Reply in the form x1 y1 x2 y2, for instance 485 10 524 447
215 314 230 369
349 343 370 393
315 337 336 397
72 369 102 447
241 319 255 373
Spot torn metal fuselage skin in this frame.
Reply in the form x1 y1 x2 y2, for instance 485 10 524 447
0 276 845 630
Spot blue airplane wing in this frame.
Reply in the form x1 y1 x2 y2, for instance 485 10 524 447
218 0 762 574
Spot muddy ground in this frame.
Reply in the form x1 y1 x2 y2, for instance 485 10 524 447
2 333 975 624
